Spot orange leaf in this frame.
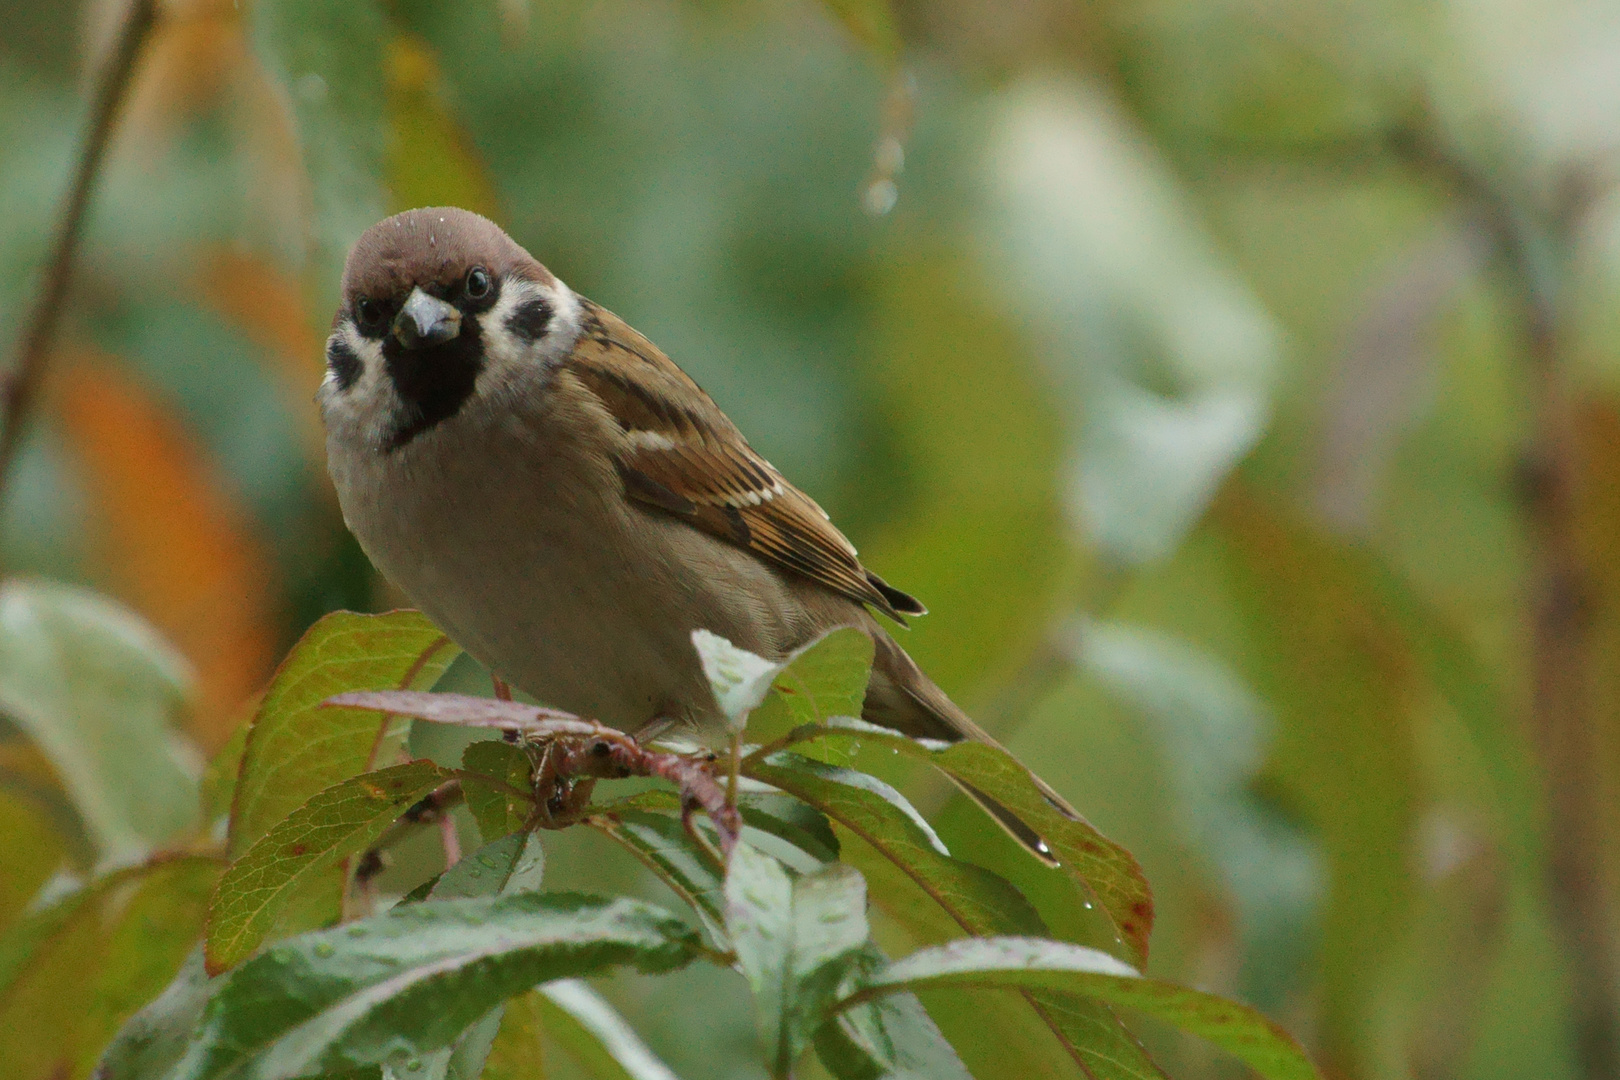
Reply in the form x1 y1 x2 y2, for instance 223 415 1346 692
55 357 280 754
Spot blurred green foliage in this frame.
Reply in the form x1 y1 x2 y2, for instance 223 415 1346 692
5 0 1620 1076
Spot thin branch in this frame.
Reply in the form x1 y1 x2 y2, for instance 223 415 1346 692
0 0 159 501
1394 115 1618 1080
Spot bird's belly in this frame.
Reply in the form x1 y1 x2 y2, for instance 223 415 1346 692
331 437 772 734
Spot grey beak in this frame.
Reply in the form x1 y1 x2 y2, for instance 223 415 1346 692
392 288 462 348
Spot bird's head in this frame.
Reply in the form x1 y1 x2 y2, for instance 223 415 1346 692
320 207 582 450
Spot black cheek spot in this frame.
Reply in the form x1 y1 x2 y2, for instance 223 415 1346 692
326 338 362 390
505 296 553 344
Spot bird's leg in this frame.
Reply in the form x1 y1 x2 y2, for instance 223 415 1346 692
492 675 519 742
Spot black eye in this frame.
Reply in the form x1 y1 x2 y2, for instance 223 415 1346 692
465 267 491 299
355 297 382 328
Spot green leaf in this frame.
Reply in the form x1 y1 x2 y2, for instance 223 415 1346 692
0 579 197 860
461 740 533 844
842 937 1322 1080
248 0 388 296
778 724 1153 967
409 1005 506 1080
200 718 250 827
745 629 874 746
692 629 782 731
94 946 212 1080
0 855 220 1080
429 830 545 901
207 760 452 973
738 789 840 864
814 947 972 1080
171 893 701 1080
590 810 726 940
752 754 1161 1079
229 611 458 857
535 980 686 1080
725 844 871 1078
747 754 1042 937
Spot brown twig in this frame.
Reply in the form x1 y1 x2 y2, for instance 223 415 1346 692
324 691 743 855
0 0 158 503
1392 117 1618 1080
537 730 740 856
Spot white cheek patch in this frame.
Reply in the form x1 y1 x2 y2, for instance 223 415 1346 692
318 322 400 448
478 277 584 380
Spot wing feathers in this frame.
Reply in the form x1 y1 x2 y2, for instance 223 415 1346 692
567 301 919 622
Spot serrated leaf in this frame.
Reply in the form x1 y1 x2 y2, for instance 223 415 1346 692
229 611 458 858
747 755 1039 936
782 723 1153 967
745 629 874 747
171 893 701 1080
590 810 726 941
208 760 451 973
249 0 388 296
814 947 971 1080
429 830 545 901
461 741 533 843
0 855 220 1080
738 790 840 863
751 753 1160 1078
0 579 198 861
843 937 1322 1080
725 844 871 1078
535 980 685 1080
406 1005 505 1080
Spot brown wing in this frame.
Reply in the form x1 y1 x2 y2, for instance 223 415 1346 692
565 300 924 622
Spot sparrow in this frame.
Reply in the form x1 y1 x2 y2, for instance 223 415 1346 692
319 206 1076 862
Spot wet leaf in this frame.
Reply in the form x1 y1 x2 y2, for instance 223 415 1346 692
207 760 452 973
94 946 213 1080
229 611 458 857
725 844 871 1076
744 628 874 746
813 947 972 1080
773 724 1153 966
751 754 1160 1078
170 893 700 1080
590 810 727 941
461 740 535 844
428 830 546 901
843 937 1322 1080
0 578 198 861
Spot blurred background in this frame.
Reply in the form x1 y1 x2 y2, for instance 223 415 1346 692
3 0 1619 1077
